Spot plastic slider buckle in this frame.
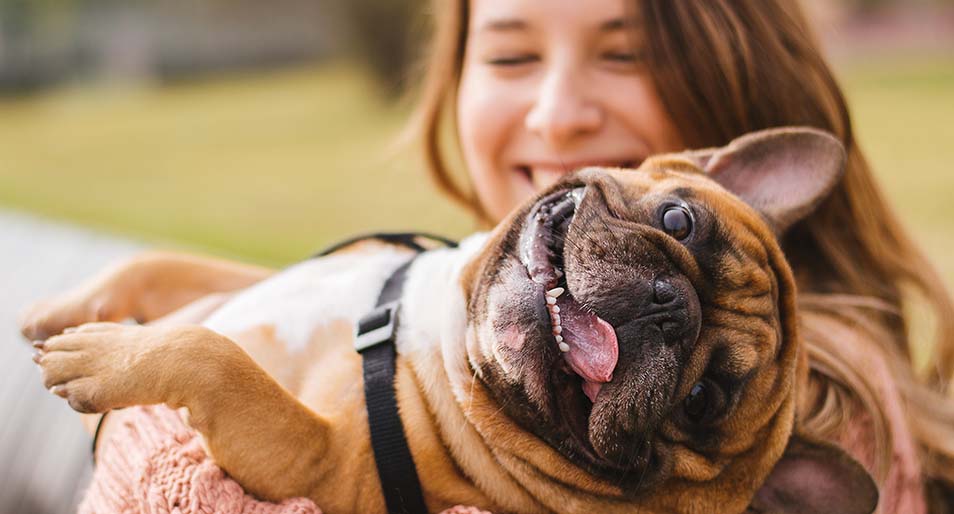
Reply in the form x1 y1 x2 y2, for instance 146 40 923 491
354 301 400 353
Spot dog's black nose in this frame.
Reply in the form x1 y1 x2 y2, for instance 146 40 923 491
593 274 701 352
648 276 700 348
652 277 679 305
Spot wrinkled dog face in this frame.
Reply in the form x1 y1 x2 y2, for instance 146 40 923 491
468 165 792 488
461 128 870 511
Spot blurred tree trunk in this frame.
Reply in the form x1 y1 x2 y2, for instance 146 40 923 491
336 0 424 98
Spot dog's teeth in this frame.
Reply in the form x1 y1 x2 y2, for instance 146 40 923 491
546 288 567 345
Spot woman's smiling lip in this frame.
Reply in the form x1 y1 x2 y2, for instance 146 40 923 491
517 158 642 172
514 158 643 189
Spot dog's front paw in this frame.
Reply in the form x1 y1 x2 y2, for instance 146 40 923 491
32 322 189 413
19 275 134 342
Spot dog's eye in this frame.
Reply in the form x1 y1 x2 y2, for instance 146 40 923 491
684 380 724 424
662 206 693 241
684 382 709 422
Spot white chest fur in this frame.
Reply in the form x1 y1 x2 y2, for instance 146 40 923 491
203 246 410 353
202 234 488 355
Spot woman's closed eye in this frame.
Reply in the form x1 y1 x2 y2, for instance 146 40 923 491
486 54 539 67
599 49 646 70
601 52 640 62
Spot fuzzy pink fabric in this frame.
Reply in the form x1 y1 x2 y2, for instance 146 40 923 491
81 401 921 513
79 405 490 514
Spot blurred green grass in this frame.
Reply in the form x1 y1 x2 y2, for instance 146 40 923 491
0 63 473 266
0 58 951 294
839 56 954 290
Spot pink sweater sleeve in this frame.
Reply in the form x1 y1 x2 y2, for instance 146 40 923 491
81 397 928 514
79 405 490 514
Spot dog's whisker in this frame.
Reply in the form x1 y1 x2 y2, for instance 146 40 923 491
466 362 479 414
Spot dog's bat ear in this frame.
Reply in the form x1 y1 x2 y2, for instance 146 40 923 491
749 433 879 514
687 127 846 235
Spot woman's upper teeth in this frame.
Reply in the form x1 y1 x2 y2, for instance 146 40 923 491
522 159 639 172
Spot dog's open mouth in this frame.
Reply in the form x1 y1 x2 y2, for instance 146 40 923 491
519 188 620 406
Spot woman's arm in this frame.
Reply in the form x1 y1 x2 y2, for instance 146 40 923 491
19 250 274 341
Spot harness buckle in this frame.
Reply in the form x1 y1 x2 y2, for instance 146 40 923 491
354 301 400 352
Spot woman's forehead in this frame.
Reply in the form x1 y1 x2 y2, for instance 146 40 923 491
468 0 637 34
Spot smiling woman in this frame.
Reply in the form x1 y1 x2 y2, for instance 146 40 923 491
455 0 683 222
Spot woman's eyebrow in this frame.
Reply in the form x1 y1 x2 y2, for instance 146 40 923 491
476 16 637 34
599 17 637 32
478 18 528 33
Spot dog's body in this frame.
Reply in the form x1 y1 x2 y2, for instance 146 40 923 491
26 128 879 514
197 235 511 512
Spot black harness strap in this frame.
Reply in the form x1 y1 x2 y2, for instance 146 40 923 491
350 233 457 514
355 259 426 514
313 232 458 259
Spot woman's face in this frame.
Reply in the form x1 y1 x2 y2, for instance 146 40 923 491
458 0 685 223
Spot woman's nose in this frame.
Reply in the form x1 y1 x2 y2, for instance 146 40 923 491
525 68 603 150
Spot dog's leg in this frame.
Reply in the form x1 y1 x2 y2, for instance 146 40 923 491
74 291 239 435
34 322 332 501
19 251 273 341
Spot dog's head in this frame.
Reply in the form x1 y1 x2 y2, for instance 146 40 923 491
460 127 877 513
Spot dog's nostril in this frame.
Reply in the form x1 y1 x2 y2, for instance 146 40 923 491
651 278 678 305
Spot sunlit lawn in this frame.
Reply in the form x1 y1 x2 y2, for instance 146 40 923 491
839 55 954 289
0 63 473 266
0 57 951 294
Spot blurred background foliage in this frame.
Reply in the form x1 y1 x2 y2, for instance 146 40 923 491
0 0 951 286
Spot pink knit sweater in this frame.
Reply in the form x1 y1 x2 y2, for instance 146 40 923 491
81 400 924 513
79 405 489 514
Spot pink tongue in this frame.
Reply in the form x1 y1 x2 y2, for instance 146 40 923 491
557 296 619 402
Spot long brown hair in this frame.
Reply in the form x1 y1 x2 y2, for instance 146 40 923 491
408 0 954 507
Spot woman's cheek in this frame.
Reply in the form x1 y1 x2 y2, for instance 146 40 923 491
599 72 684 153
459 71 520 160
458 71 534 221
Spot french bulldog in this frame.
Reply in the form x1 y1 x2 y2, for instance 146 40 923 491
26 127 878 513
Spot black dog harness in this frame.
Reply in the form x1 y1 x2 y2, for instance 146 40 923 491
345 233 457 514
